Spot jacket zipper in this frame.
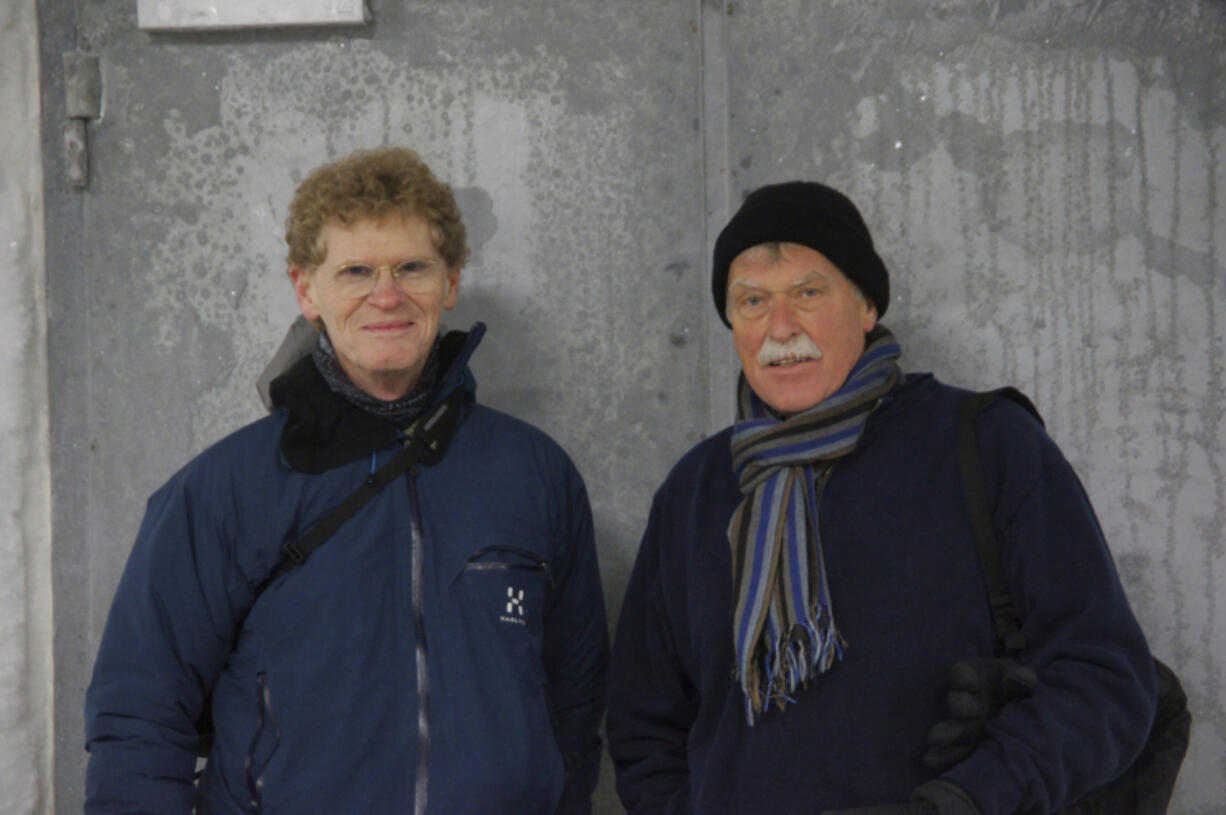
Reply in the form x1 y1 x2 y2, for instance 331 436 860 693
407 475 430 815
463 546 555 592
244 671 281 814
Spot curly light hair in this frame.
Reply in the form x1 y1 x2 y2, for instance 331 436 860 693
285 147 468 270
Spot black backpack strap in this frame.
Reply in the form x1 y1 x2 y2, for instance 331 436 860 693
255 385 468 596
955 390 1193 814
196 386 469 756
957 388 1041 658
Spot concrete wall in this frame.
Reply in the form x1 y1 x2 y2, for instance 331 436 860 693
29 1 1225 813
0 2 54 814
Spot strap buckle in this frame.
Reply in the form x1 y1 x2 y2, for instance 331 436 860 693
282 540 306 565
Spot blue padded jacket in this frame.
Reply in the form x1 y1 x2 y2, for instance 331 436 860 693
85 326 609 814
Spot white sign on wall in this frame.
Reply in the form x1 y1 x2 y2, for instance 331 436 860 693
137 0 370 31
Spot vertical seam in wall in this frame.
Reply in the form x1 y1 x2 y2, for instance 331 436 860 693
74 0 97 677
56 3 91 809
700 0 731 435
33 4 56 812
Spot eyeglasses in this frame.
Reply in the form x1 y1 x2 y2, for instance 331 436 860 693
321 259 450 300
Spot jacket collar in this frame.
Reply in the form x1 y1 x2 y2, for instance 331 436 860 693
269 323 485 473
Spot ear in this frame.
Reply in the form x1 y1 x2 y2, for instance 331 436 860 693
860 297 879 334
288 266 321 323
442 267 461 310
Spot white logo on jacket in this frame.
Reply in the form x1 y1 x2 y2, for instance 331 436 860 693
500 586 527 625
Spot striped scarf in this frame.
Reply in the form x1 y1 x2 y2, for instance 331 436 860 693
729 325 901 723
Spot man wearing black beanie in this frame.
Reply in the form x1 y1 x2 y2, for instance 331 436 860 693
607 181 1159 815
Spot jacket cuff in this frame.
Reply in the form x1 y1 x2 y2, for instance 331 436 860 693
913 779 982 815
940 745 1024 815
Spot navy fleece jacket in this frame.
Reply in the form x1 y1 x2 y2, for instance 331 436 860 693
607 374 1155 815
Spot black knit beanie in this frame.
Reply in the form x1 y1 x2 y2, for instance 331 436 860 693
712 181 890 327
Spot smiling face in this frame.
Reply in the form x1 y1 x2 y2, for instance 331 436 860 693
290 213 460 400
727 242 877 415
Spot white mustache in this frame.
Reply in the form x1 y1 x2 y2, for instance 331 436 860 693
758 335 822 366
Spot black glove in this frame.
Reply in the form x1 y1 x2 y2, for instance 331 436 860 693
923 656 1037 770
819 779 982 815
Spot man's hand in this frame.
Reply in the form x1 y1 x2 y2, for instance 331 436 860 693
923 657 1038 770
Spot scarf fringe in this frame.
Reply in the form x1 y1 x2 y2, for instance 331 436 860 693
738 607 847 724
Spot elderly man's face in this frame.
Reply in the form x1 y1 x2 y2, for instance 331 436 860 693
290 213 459 400
727 242 877 415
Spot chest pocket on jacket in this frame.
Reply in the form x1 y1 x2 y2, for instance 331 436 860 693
456 546 556 656
458 545 553 633
435 546 562 809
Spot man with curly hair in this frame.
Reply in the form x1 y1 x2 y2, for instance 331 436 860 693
84 148 609 814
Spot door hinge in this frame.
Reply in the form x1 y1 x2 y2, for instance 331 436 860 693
63 51 102 189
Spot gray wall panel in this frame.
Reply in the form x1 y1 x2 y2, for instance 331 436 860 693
1 4 54 814
50 2 706 813
723 2 1224 810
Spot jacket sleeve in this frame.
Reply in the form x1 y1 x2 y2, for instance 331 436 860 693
944 404 1158 815
84 470 253 814
544 467 610 815
606 495 699 815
